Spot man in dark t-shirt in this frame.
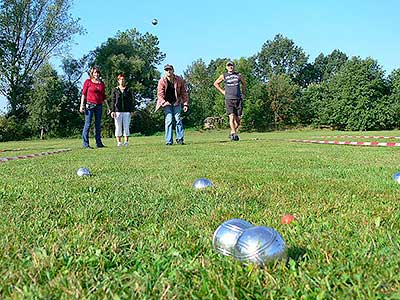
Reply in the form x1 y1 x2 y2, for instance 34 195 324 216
214 60 246 141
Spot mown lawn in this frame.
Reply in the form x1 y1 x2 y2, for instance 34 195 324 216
0 129 399 299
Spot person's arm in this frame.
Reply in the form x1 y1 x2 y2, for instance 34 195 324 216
79 94 86 113
155 79 171 112
240 75 246 99
180 78 189 112
213 74 225 95
130 90 135 116
79 80 88 113
110 89 116 118
101 83 111 114
104 99 111 115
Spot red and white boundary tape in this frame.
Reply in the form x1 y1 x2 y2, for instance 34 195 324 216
0 149 71 163
290 139 400 147
315 135 400 139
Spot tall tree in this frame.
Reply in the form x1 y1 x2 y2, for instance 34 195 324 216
92 28 165 103
389 68 400 95
27 62 62 138
0 0 83 117
313 49 348 82
184 59 217 127
256 34 308 82
58 55 90 136
266 74 301 129
91 28 165 136
319 57 390 130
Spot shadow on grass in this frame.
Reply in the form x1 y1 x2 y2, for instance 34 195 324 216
287 246 308 262
186 139 249 145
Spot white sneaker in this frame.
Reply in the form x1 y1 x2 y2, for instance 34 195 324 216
117 142 122 147
124 142 129 147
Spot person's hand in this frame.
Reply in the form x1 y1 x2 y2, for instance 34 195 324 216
130 112 134 117
79 105 85 113
107 108 111 115
162 101 171 107
111 112 116 118
183 105 189 113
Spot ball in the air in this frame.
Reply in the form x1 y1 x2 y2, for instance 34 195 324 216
151 19 158 25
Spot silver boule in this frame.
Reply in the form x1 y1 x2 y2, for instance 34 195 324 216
212 219 254 256
193 178 213 189
77 167 90 177
233 226 287 266
392 172 400 184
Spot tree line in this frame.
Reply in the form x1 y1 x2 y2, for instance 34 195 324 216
1 0 399 142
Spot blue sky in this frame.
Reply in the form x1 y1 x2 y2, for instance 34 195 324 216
1 0 399 111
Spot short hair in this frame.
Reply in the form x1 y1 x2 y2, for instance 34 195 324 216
89 66 101 79
117 74 125 80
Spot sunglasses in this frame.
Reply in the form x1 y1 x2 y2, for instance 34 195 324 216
165 68 173 71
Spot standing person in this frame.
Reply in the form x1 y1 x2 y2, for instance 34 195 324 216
156 64 189 145
214 60 246 141
111 74 135 147
79 66 110 148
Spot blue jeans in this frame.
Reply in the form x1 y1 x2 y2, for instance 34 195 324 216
164 105 184 144
82 104 103 147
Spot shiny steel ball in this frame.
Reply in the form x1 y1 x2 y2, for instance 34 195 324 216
392 172 400 184
234 226 287 266
151 18 158 25
77 167 90 177
193 178 213 189
212 219 254 256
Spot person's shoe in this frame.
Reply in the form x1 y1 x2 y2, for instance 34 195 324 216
124 142 129 147
166 142 173 146
234 134 239 141
176 139 184 145
83 145 93 149
117 142 122 147
97 144 106 148
229 133 235 141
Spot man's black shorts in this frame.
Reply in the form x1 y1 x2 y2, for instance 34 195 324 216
225 98 243 116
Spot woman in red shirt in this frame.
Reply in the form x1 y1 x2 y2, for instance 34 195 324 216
79 66 110 148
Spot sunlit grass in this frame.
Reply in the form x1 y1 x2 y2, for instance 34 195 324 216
1 129 399 299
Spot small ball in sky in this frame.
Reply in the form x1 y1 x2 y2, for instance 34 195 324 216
152 19 158 26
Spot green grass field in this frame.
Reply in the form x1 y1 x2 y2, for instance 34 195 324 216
1 129 399 299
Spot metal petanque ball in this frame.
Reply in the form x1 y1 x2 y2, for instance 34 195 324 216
193 178 213 189
151 18 158 25
392 172 400 184
77 167 90 177
234 226 287 266
213 219 254 256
